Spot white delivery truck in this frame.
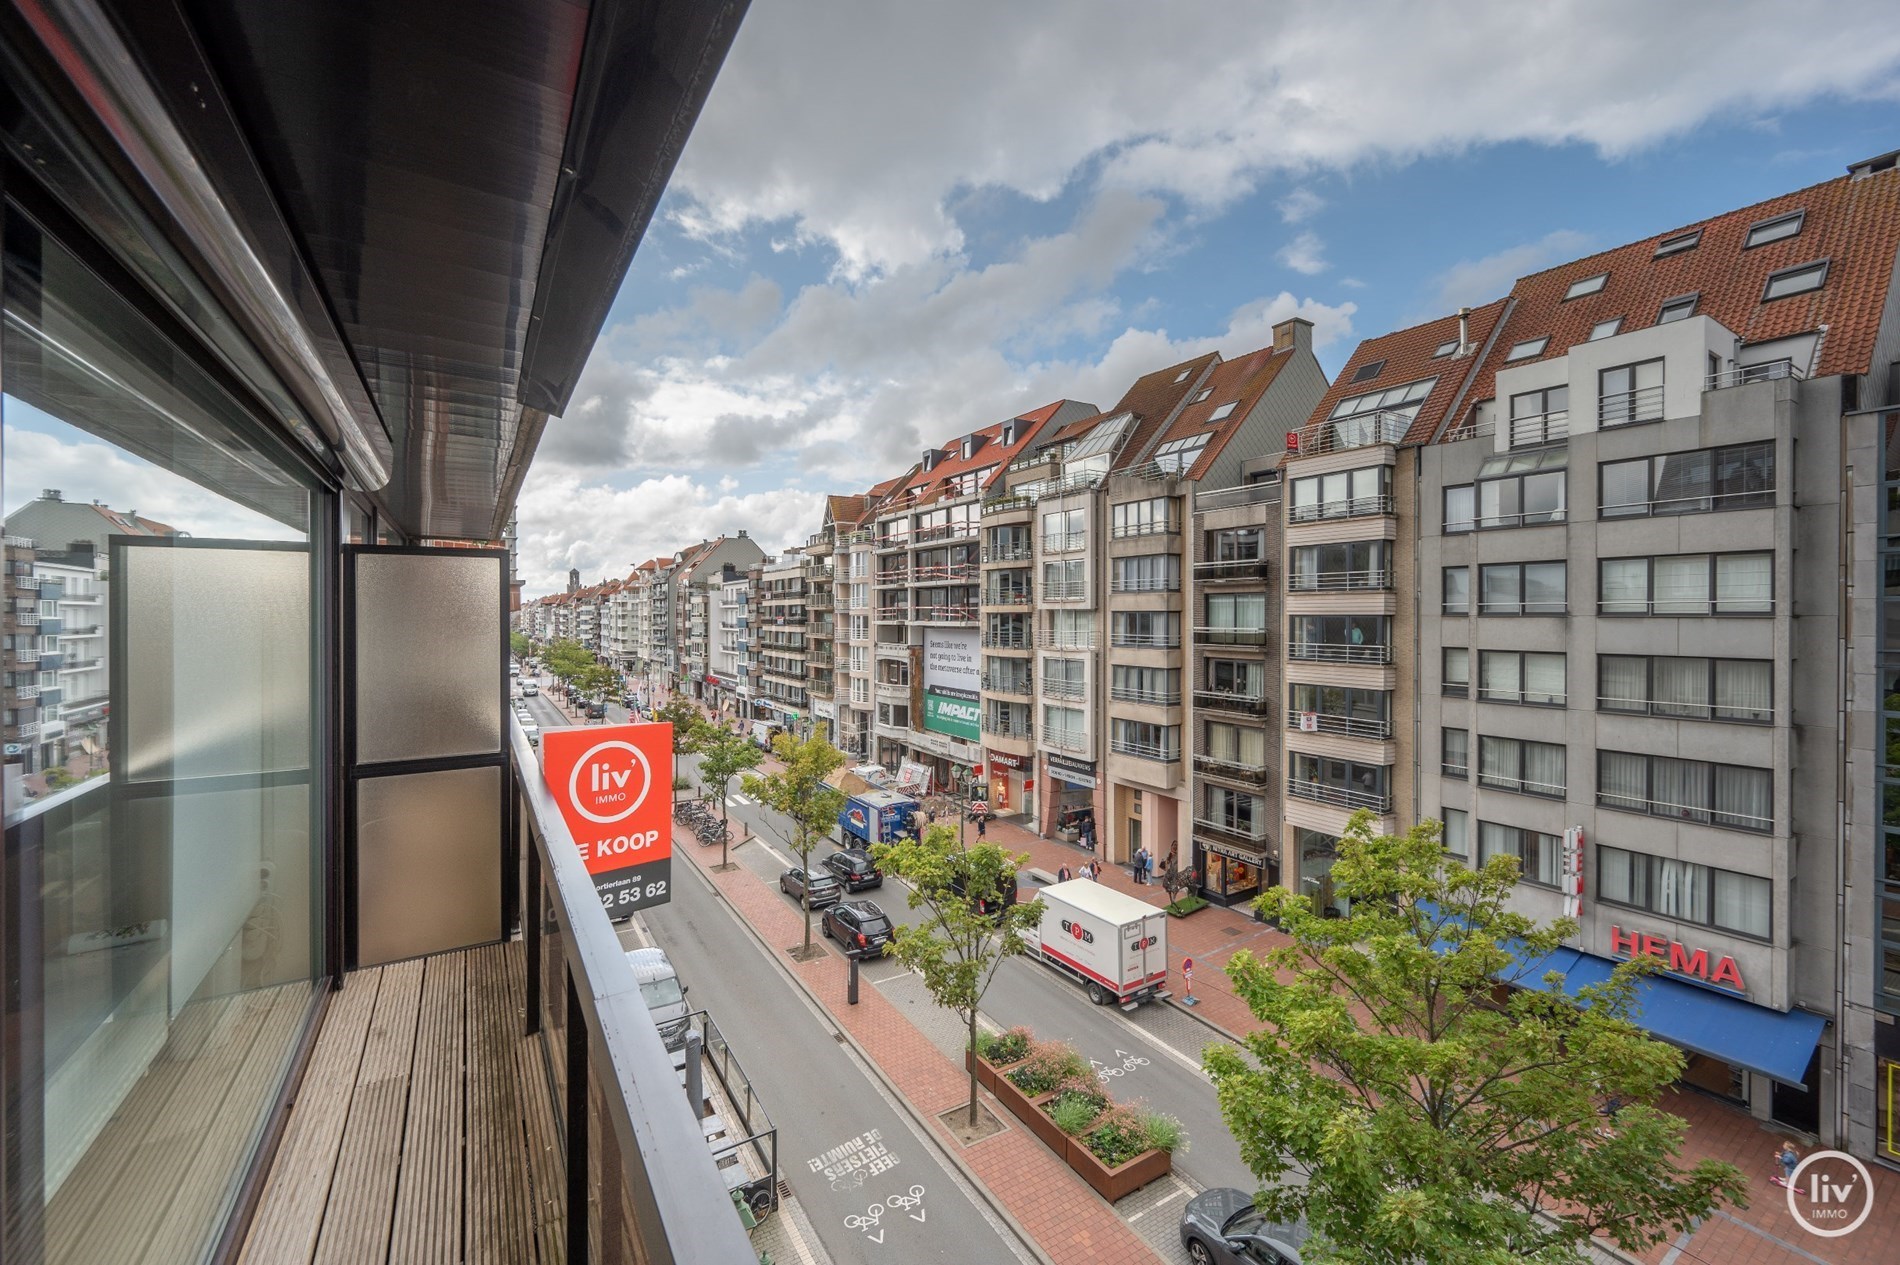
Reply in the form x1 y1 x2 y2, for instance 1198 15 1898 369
1025 880 1169 1009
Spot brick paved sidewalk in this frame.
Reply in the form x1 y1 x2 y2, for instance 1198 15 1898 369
677 822 1163 1265
978 813 1898 1265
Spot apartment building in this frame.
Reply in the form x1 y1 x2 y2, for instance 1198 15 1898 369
756 550 813 728
1298 159 1900 1166
867 403 1095 793
826 490 888 759
711 571 751 717
803 528 839 740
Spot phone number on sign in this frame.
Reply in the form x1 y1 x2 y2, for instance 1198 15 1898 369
592 859 672 917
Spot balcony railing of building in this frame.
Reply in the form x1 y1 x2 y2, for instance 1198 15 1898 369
511 721 762 1263
1287 640 1390 664
913 604 976 624
1193 689 1271 716
1041 531 1087 554
981 628 1034 649
914 523 976 544
1290 410 1409 457
912 562 978 583
1192 754 1271 784
981 542 1034 562
1508 410 1569 448
1043 728 1088 753
875 676 910 695
1288 493 1395 524
16 721 39 738
874 638 909 655
1109 630 1175 649
983 714 1033 739
1109 735 1179 762
1040 678 1086 701
1041 578 1088 601
1193 558 1270 583
984 583 1032 607
874 606 911 622
1107 682 1177 707
1191 816 1270 846
1194 626 1268 646
1707 358 1802 391
987 469 1108 512
1599 384 1666 428
1194 481 1282 512
58 656 102 672
1108 576 1180 594
805 591 833 610
13 683 38 700
1286 569 1391 593
875 565 911 585
14 575 38 592
1285 775 1392 814
1108 520 1179 541
875 533 911 552
1047 628 1101 650
1285 709 1392 740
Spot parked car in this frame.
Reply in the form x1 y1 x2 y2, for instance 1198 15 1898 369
521 682 538 696
521 721 540 747
585 698 608 719
621 693 637 708
821 899 894 958
624 947 690 1047
1179 1190 1302 1265
821 847 883 891
779 867 843 908
948 868 1019 920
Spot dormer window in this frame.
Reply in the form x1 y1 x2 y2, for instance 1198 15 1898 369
1762 259 1828 301
1351 359 1386 383
961 436 977 460
1587 318 1623 341
1657 293 1699 324
1208 402 1238 422
1745 211 1804 249
1504 337 1549 362
1563 273 1608 300
1654 229 1700 258
1432 339 1459 358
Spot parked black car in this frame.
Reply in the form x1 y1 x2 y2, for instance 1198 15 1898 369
821 848 883 891
948 869 1020 919
821 900 894 958
585 698 608 719
1179 1190 1302 1265
779 867 843 908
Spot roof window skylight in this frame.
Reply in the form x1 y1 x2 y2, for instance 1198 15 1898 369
1351 359 1386 383
1654 230 1700 258
1563 273 1608 300
1328 376 1438 422
1587 318 1623 341
1173 368 1192 383
1154 433 1212 472
1657 293 1699 324
1432 339 1460 358
1208 402 1237 422
1504 337 1549 362
1762 260 1829 302
1190 387 1212 404
1745 211 1804 249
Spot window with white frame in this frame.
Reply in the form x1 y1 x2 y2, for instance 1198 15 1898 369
1290 465 1391 521
1111 664 1179 705
1041 558 1085 599
1111 717 1179 760
1203 720 1266 769
1042 703 1086 749
1442 807 1470 858
1041 507 1085 552
1111 609 1180 648
1042 655 1085 698
1443 646 1470 695
1597 751 1772 832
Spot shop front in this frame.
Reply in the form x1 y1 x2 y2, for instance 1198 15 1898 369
812 698 837 745
983 748 1032 820
1196 836 1271 907
1044 753 1097 843
1294 827 1347 917
1879 1018 1900 1168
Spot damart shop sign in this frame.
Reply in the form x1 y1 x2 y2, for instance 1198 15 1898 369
542 723 674 919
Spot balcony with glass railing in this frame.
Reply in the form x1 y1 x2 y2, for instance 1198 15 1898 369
1193 625 1268 647
1191 814 1270 848
1284 708 1391 740
1285 775 1391 814
1109 683 1181 707
1109 735 1179 762
1108 575 1180 594
1286 640 1389 665
1191 753 1270 784
1192 558 1270 583
1286 569 1390 593
1109 629 1176 650
1192 689 1270 716
1288 409 1409 458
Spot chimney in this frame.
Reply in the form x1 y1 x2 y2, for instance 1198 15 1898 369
1457 307 1471 355
42 488 61 502
1272 318 1313 355
737 529 748 538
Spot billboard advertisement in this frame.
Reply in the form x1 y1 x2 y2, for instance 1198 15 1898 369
922 626 980 742
542 722 674 919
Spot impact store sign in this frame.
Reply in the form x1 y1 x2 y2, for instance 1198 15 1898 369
542 723 674 919
923 692 979 742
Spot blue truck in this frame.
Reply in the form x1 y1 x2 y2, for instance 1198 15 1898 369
838 790 920 847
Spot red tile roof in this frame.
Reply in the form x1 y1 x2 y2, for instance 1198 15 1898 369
1301 300 1509 446
1043 355 1219 460
1140 343 1294 480
896 401 1083 501
1463 165 1900 417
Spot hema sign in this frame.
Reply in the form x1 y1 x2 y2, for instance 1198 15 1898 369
542 723 674 918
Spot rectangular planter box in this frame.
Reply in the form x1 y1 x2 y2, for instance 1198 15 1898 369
987 1066 1066 1153
963 1048 1004 1093
1063 1135 1172 1202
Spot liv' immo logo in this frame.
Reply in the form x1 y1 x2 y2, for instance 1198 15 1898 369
1785 1149 1875 1239
566 739 652 825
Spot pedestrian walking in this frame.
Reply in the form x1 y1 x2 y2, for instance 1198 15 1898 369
1087 861 1100 882
1139 846 1152 884
975 813 987 839
1771 1142 1799 1187
1057 864 1073 882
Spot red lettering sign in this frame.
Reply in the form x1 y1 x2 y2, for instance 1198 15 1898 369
543 723 674 917
1607 924 1745 993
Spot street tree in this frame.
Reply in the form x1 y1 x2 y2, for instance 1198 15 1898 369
873 825 1041 1128
742 732 846 958
542 638 590 685
570 660 617 704
695 727 762 869
650 697 708 801
1206 811 1746 1264
509 630 531 660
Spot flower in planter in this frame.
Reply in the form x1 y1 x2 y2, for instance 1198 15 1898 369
1141 1110 1188 1155
977 1025 1033 1066
1003 1039 1087 1095
1044 1077 1110 1136
1084 1103 1153 1168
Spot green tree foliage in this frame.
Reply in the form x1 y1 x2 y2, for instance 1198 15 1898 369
542 638 591 684
570 660 617 702
1206 811 1746 1265
696 727 763 868
509 630 531 660
651 697 709 801
742 733 846 957
873 825 1041 1126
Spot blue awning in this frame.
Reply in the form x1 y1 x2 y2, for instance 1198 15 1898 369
1419 905 1825 1087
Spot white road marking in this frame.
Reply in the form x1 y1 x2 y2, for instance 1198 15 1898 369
776 1200 822 1265
1127 1175 1197 1222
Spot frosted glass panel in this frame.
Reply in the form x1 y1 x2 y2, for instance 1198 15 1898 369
122 544 311 782
357 766 502 965
354 552 502 763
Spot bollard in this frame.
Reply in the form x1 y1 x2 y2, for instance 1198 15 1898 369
683 1028 704 1115
848 955 860 1005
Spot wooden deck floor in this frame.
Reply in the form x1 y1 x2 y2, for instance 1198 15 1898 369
239 941 566 1265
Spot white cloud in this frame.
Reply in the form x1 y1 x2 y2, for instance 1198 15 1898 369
677 0 1900 275
1277 187 1325 223
1278 231 1329 275
1429 229 1595 313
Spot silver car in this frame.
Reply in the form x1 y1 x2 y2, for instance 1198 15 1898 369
1179 1189 1302 1265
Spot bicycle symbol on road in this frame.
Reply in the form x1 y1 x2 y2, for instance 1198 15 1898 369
844 1185 928 1242
1091 1048 1151 1083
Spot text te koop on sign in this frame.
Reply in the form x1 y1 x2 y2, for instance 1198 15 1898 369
542 723 673 919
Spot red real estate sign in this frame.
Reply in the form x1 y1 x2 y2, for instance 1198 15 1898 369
542 722 673 919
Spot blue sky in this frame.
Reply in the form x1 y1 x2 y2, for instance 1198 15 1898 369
513 1 1900 595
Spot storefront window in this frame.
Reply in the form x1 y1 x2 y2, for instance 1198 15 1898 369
4 217 323 1262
